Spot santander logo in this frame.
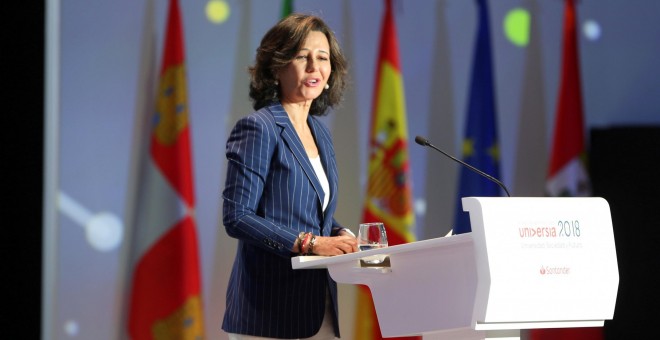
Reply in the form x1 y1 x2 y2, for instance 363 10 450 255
540 265 570 275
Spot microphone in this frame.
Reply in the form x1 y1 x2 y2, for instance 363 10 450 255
414 135 511 197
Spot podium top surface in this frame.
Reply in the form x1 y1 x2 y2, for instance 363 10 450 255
291 233 472 270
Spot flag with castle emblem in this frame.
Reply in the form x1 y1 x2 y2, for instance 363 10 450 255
544 0 591 198
127 0 205 338
530 1 600 338
354 0 419 339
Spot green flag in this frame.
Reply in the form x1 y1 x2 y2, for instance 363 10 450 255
281 0 293 17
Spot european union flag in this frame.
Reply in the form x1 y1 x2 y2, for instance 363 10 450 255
453 0 502 234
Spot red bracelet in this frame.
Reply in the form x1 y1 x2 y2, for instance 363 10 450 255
301 233 312 254
296 232 306 254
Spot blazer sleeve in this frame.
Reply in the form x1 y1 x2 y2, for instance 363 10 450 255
330 219 347 236
222 114 298 257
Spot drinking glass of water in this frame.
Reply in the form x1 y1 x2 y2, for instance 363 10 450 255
358 222 388 264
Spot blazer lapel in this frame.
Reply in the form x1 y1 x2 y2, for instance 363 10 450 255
271 104 326 208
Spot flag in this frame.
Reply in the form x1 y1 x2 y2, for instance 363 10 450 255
281 0 293 17
127 0 205 339
354 1 419 339
453 0 502 235
544 0 591 198
529 1 600 338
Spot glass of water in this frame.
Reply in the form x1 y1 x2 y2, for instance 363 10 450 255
358 222 388 264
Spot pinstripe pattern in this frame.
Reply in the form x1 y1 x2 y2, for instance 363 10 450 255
222 103 343 338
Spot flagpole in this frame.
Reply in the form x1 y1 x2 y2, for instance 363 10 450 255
42 0 61 338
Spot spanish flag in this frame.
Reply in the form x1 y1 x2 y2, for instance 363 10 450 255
354 0 418 339
127 0 205 338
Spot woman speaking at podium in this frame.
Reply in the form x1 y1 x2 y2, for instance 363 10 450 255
221 13 358 339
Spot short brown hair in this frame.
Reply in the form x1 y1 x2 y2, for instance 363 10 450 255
248 13 348 116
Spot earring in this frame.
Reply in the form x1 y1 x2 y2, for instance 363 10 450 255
274 80 279 86
324 83 330 90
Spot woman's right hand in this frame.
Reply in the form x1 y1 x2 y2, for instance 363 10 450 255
310 235 358 256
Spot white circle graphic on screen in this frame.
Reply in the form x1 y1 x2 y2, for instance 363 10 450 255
59 191 123 252
583 20 601 41
86 212 123 252
414 198 426 216
64 320 79 337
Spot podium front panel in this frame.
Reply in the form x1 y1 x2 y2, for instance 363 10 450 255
463 197 619 325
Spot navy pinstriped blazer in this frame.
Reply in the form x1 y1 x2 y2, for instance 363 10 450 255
222 102 344 338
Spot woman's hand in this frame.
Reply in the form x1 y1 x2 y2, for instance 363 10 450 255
311 235 358 256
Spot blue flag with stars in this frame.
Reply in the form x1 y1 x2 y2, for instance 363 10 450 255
453 0 502 234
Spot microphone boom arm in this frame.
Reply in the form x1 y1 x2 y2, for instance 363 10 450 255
415 135 511 197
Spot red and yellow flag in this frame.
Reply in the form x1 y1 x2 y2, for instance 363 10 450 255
354 0 418 339
127 0 205 339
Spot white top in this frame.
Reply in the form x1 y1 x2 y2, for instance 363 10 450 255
309 156 330 211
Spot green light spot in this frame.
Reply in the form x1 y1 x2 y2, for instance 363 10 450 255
206 0 230 24
504 8 530 47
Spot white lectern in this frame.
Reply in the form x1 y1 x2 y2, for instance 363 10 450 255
292 197 619 339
